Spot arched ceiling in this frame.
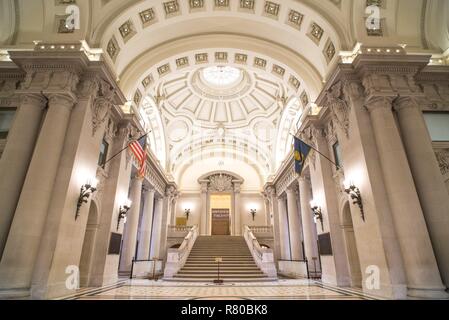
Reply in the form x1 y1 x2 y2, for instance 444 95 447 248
1 0 448 190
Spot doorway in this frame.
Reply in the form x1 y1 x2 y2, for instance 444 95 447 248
342 202 363 288
210 194 231 236
212 209 230 235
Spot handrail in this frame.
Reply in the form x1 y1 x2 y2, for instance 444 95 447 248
243 225 277 278
163 225 199 278
248 226 274 234
167 225 194 233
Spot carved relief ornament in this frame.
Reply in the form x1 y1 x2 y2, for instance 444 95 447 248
325 81 351 138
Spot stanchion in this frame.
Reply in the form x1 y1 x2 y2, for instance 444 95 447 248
214 257 224 284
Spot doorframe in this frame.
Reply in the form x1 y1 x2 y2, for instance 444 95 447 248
209 192 232 236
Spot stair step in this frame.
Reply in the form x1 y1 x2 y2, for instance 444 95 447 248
168 236 277 281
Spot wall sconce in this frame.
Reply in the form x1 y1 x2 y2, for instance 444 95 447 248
344 181 365 221
117 200 132 231
75 178 98 220
310 200 324 232
250 209 257 221
184 208 191 221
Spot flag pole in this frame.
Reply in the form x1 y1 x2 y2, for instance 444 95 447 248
290 133 340 171
101 131 151 169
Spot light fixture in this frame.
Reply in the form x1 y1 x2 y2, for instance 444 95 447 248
117 200 132 231
184 208 191 221
75 178 98 220
250 209 257 221
310 200 324 232
344 180 365 221
202 66 241 87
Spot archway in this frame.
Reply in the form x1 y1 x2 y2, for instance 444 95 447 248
341 202 362 288
79 202 100 287
198 172 244 236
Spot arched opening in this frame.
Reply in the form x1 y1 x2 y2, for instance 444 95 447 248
341 202 362 288
79 202 100 288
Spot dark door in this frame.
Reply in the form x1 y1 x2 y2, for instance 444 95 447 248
211 209 230 235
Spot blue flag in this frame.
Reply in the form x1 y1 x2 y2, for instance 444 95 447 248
294 137 311 175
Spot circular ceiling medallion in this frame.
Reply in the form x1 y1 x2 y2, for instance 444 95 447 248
202 66 242 87
167 120 190 142
192 67 253 101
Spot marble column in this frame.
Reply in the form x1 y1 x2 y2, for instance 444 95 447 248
119 176 143 272
366 96 447 298
150 197 163 259
0 93 46 258
267 187 281 260
299 177 320 270
286 186 304 261
395 97 449 287
200 182 208 235
157 189 173 260
234 183 242 235
277 196 291 260
0 93 76 290
262 193 271 226
170 194 178 226
137 187 155 261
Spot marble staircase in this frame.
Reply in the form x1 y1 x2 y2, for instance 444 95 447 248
168 236 277 282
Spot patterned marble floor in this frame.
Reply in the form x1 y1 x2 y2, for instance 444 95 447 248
65 279 381 300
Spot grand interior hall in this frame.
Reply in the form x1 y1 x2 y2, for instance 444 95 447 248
0 0 449 301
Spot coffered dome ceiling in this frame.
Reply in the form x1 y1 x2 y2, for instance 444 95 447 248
154 57 290 129
136 47 307 185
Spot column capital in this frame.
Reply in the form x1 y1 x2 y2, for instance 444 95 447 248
298 176 311 183
143 185 156 194
17 92 47 108
394 96 421 112
45 92 77 110
131 175 144 183
364 95 396 113
286 185 298 194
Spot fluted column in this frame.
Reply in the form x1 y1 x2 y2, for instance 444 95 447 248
286 186 304 261
0 93 46 257
0 93 76 290
277 196 291 260
200 182 208 235
266 187 280 260
170 194 178 226
119 176 143 272
395 97 449 287
234 183 241 235
262 193 271 226
366 96 447 298
299 177 320 270
137 187 155 261
157 188 174 260
150 197 163 259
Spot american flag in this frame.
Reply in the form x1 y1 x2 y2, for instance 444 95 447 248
129 135 147 177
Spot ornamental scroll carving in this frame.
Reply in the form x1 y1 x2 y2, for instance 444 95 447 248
325 81 350 138
435 149 449 176
209 173 234 192
91 79 116 137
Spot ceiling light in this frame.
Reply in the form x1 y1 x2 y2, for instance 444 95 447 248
202 66 241 87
